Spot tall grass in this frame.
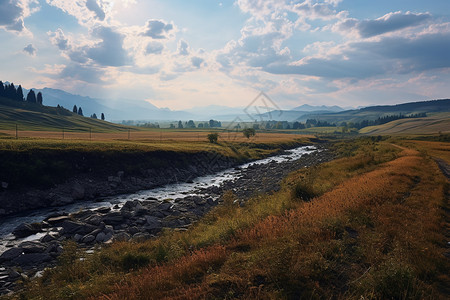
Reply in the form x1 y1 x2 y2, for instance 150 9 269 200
11 139 449 300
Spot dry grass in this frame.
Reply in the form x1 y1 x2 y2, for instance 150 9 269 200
0 129 310 143
10 139 449 300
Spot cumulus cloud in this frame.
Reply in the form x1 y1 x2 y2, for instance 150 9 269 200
336 11 432 38
86 0 105 21
178 39 189 56
23 43 36 55
141 19 174 39
191 57 204 68
0 0 39 33
59 63 105 83
48 28 70 50
46 0 108 25
86 26 132 66
145 41 164 55
264 31 450 79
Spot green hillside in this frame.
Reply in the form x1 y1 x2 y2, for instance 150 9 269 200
0 97 132 132
359 112 450 135
302 99 450 123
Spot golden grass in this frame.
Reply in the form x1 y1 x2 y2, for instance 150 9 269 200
0 129 310 143
11 139 449 299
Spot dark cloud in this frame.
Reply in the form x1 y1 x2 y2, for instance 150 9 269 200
0 0 25 32
86 26 132 66
191 57 204 68
86 0 105 21
264 31 450 79
145 42 164 54
23 44 36 56
142 19 174 39
339 12 431 38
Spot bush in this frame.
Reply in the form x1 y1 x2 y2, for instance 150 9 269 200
121 253 150 271
207 133 219 143
291 181 317 201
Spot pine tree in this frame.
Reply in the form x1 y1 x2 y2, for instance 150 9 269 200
91 113 97 119
101 113 105 120
37 92 43 105
73 105 78 113
0 81 4 97
6 83 16 99
178 120 183 129
78 107 83 116
16 85 24 101
26 89 37 103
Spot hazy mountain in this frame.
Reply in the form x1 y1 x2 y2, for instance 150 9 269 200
291 104 345 112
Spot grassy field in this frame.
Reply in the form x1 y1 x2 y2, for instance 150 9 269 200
359 113 450 135
0 97 132 133
9 137 448 299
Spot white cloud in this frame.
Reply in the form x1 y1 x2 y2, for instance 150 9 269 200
141 19 175 39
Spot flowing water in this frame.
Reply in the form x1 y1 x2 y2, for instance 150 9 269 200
0 146 317 253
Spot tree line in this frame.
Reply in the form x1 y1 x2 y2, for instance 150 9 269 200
0 81 43 104
341 113 427 130
72 105 105 120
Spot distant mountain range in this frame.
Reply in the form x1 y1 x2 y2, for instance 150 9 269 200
22 87 351 122
9 84 449 124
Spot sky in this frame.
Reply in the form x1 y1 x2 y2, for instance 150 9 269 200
0 0 450 110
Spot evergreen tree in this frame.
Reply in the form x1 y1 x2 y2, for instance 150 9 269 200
6 83 16 99
73 105 78 113
26 89 37 103
91 113 97 119
0 81 4 97
178 120 183 129
101 113 105 120
78 107 83 116
16 85 24 101
37 92 43 105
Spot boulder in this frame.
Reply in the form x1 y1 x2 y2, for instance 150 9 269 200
60 220 96 235
45 215 70 225
0 248 23 262
81 234 96 244
102 212 124 225
12 223 42 238
12 253 52 267
19 241 47 254
114 232 131 242
132 232 152 242
145 216 162 229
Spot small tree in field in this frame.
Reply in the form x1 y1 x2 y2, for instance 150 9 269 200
207 132 219 143
242 127 256 139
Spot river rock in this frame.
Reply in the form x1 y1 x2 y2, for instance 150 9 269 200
12 223 42 238
45 215 70 225
114 232 131 242
19 241 47 254
102 212 124 225
60 220 96 235
81 234 96 244
12 253 52 267
0 248 23 262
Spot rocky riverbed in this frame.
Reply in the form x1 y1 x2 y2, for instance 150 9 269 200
0 145 333 295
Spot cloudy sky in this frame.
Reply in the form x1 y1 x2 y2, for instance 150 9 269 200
1 0 449 110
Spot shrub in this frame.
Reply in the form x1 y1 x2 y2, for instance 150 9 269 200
207 133 219 143
121 253 150 271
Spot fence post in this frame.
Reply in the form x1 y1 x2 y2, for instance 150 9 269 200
90 127 92 140
15 124 18 139
128 129 130 140
62 127 65 139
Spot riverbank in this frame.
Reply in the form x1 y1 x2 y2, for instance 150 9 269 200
0 144 333 295
0 138 314 217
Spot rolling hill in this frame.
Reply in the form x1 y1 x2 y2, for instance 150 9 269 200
359 112 450 135
301 99 450 124
0 96 133 132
